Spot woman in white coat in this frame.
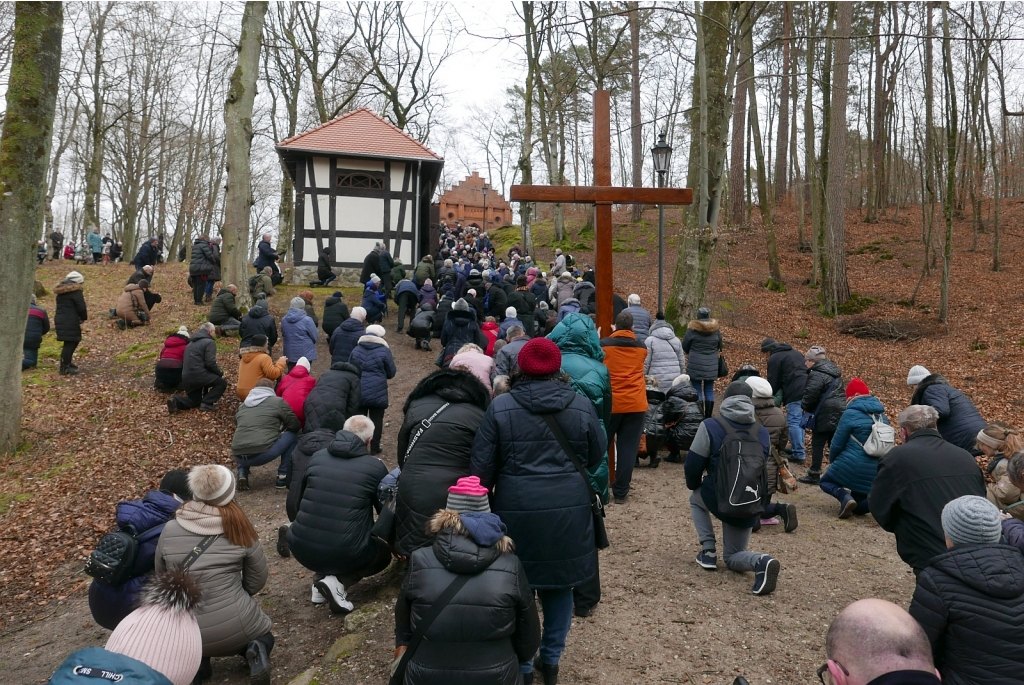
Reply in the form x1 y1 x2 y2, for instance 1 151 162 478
644 313 686 389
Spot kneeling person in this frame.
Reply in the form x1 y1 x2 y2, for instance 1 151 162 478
232 379 300 490
287 415 392 614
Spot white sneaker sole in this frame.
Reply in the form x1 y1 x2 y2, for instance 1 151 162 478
315 580 354 615
753 558 780 595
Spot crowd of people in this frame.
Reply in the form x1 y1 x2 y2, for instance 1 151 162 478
31 236 1024 685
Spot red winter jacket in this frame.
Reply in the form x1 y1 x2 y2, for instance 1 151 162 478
482 321 500 357
277 365 317 427
159 334 190 364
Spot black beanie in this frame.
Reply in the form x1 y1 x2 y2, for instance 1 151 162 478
723 381 753 399
760 337 776 353
332 291 343 298
159 469 193 501
252 334 268 348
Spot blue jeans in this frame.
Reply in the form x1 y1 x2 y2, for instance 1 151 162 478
695 380 715 405
520 588 574 671
785 403 806 462
205 279 215 297
22 347 38 370
317 273 337 286
235 431 298 476
819 470 870 514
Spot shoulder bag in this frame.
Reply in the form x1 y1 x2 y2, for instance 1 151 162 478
180 534 218 571
389 574 471 685
541 413 610 550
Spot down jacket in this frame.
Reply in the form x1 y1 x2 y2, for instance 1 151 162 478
681 319 722 382
158 334 189 363
208 289 241 325
24 303 50 349
662 381 706 452
180 328 222 389
302 362 361 433
646 320 686 389
287 430 389 576
321 294 349 337
350 336 396 408
235 347 287 400
286 428 337 522
766 342 808 404
546 313 611 502
281 309 319 362
909 543 1024 685
330 317 365 364
238 306 278 350
277 365 316 426
471 378 606 589
753 396 788 452
155 505 271 657
440 309 488 368
114 284 149 324
801 360 846 433
188 238 217 278
54 280 88 343
826 395 889 495
88 490 182 630
623 304 652 342
396 511 541 685
395 370 490 557
911 374 987 453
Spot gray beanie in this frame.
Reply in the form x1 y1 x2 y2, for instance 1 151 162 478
907 365 931 386
453 298 470 311
289 296 306 310
805 345 827 363
941 495 1002 546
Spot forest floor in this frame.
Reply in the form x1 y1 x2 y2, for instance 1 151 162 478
3 199 1023 684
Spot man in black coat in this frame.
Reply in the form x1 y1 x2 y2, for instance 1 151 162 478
763 337 810 465
378 242 394 297
287 416 391 614
321 292 349 337
312 247 337 287
238 301 278 351
126 264 154 286
907 366 987 454
869 405 986 574
131 237 160 270
188 236 218 306
359 245 382 286
302 361 362 433
168 323 227 412
253 233 281 283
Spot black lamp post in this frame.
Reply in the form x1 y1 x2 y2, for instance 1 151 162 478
651 132 673 313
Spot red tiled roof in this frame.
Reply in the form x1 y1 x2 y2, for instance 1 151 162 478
277 108 443 161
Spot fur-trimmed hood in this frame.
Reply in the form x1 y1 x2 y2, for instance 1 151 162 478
137 568 203 615
403 368 491 413
238 345 268 357
357 334 389 348
428 509 515 575
54 281 84 295
687 318 720 334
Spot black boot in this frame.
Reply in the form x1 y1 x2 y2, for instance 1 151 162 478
703 402 715 419
665 450 682 463
245 639 271 685
191 657 212 684
798 469 821 485
534 657 559 685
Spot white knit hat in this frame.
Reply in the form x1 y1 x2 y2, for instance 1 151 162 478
176 326 190 338
65 271 84 284
350 306 367 322
672 374 691 387
746 376 774 399
296 356 310 371
505 306 518 319
187 465 235 506
907 365 930 386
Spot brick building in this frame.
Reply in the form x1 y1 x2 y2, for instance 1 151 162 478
438 172 512 230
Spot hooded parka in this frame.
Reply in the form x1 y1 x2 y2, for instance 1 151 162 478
302 362 362 433
235 347 287 400
329 317 365 364
350 335 396 407
766 342 808 404
440 309 488 367
321 295 349 337
826 394 889 494
911 374 988 453
646 320 687 389
281 309 319 362
180 329 222 388
801 360 847 433
681 319 722 381
115 284 149 324
238 306 278 350
54 280 88 342
208 290 241 326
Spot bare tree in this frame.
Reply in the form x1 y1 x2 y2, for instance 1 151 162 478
822 0 852 313
938 1 957 323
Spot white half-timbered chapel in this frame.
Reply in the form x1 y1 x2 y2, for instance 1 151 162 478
275 108 444 270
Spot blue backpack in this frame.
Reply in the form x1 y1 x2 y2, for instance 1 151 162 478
49 648 172 685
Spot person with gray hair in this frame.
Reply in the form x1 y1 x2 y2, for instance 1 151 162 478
254 232 281 282
908 495 1024 684
623 293 652 343
208 284 242 335
823 598 940 685
494 326 529 377
868 405 985 574
168 323 227 413
286 413 391 615
282 296 319 369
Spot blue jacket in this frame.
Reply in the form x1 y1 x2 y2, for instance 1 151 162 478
394 279 418 302
281 309 319 362
349 336 396 408
253 239 278 271
49 648 172 685
131 241 159 269
498 316 525 340
329 317 364 364
911 374 987 453
361 289 385 323
24 304 50 349
471 378 606 589
87 231 104 253
827 395 889 494
87 490 181 630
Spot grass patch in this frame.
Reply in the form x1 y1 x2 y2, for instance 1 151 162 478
0 492 32 516
854 239 895 262
114 342 157 363
763 278 787 293
795 327 810 339
21 368 56 388
836 293 877 316
38 336 62 360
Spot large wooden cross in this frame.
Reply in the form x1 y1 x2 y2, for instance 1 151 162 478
511 90 693 337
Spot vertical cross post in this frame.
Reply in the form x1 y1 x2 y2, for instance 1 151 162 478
593 91 614 338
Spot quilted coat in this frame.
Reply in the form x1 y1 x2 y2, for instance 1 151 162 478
302 362 362 433
286 428 337 522
909 543 1024 685
321 295 349 337
158 334 189 363
547 313 611 502
623 305 652 342
24 304 50 349
801 360 846 434
287 430 389 576
235 347 287 400
662 380 705 452
54 281 88 343
826 394 889 495
329 317 365 364
395 370 489 556
188 238 217 277
350 335 396 407
471 377 606 589
238 306 278 351
645 320 686 389
361 287 385 324
281 309 319 362
911 374 987 453
155 507 271 657
115 284 149 324
180 328 222 388
208 290 241 325
396 511 541 685
681 319 722 382
277 365 316 427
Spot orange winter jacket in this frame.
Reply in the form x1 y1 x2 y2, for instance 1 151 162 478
236 347 288 399
601 329 649 414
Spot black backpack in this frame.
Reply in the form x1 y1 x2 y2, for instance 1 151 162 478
713 418 767 518
84 523 162 586
248 274 262 298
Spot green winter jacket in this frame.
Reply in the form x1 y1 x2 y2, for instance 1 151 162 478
231 387 301 456
547 313 611 503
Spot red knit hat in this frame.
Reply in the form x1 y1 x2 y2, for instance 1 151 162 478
517 337 562 376
846 377 870 400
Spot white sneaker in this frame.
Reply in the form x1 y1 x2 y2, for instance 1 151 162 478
311 584 326 605
314 575 354 615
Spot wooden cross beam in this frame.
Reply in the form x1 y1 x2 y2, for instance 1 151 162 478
510 90 693 338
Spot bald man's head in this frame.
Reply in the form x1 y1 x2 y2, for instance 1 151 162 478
826 599 935 684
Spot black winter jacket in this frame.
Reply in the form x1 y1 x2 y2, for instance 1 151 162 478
287 430 388 576
911 374 987 453
662 381 706 452
869 429 986 572
54 281 88 343
909 544 1024 685
238 306 278 351
302 362 362 433
506 289 537 336
24 304 50 349
317 252 334 281
682 319 723 381
329 318 364 364
396 510 541 685
801 360 846 434
471 378 606 589
766 343 808 404
189 239 217 278
432 297 454 335
253 239 278 272
395 370 490 557
209 290 241 325
483 284 507 319
180 329 223 389
131 241 159 269
360 250 381 285
286 428 337 522
440 309 488 367
321 295 349 337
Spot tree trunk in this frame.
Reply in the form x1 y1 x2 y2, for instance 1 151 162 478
728 2 749 227
773 1 791 202
938 2 957 323
804 5 820 282
629 2 644 223
83 5 111 235
823 1 851 313
517 2 541 256
222 1 268 308
0 2 63 453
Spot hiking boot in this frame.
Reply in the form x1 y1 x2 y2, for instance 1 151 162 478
798 469 820 485
422 342 431 351
275 475 288 489
115 319 127 330
839 495 857 519
665 450 682 463
533 657 559 685
614 495 626 505
788 456 807 465
776 503 798 533
237 468 250 491
199 403 215 412
310 583 326 605
276 524 290 557
245 639 271 685
696 550 718 570
315 575 354 615
649 453 661 468
752 555 780 595
167 398 179 415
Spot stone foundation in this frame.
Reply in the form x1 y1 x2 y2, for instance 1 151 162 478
283 265 364 287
